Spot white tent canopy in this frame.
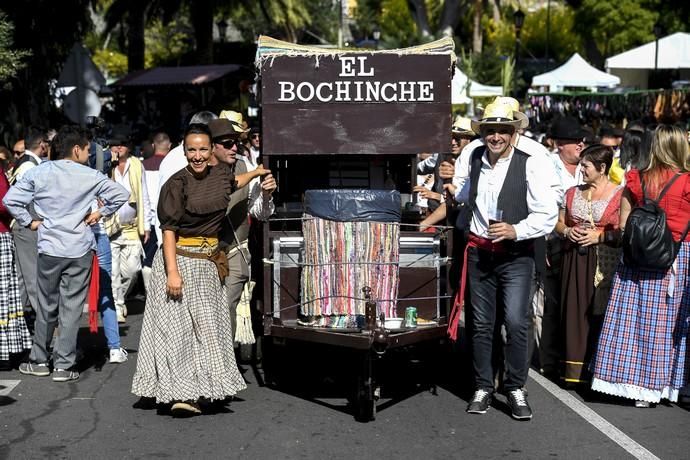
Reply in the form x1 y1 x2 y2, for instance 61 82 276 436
606 32 690 70
452 67 502 104
531 53 620 90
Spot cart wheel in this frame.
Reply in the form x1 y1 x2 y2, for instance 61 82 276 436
356 396 376 422
354 381 378 422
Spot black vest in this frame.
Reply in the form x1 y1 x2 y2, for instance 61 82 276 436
460 145 533 254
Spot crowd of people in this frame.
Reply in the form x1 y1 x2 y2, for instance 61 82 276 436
431 97 689 420
0 109 273 416
0 97 688 421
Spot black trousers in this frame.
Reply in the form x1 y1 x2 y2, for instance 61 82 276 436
467 247 535 392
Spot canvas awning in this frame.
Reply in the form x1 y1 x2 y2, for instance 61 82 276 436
451 67 502 104
606 32 690 70
111 64 242 87
532 53 620 89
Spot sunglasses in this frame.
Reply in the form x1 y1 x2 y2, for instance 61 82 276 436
251 133 260 139
13 150 24 155
216 138 241 149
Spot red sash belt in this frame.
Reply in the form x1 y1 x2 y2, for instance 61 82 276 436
87 252 99 334
447 234 507 341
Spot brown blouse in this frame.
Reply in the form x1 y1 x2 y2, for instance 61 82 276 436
158 163 237 237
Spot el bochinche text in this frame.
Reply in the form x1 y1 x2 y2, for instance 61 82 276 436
276 56 435 103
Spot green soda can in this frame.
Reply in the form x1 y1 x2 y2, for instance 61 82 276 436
405 306 418 328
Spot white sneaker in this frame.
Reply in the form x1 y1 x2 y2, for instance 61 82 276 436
109 348 128 364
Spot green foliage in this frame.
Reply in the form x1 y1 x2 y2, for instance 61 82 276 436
501 56 514 96
576 0 658 56
92 48 128 79
228 0 330 44
379 0 418 48
0 12 31 83
145 19 194 67
487 4 582 63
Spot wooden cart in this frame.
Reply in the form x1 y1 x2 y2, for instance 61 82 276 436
255 36 457 421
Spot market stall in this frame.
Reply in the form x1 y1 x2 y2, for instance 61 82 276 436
255 36 456 421
531 53 620 92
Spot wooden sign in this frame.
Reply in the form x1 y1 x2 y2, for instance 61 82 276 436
260 53 452 155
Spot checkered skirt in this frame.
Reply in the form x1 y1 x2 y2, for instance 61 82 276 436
131 246 247 403
592 242 690 399
0 232 32 361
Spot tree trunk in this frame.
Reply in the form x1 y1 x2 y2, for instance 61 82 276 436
489 0 501 24
437 0 461 37
190 0 214 65
127 2 147 72
583 35 604 69
472 0 483 53
407 0 433 39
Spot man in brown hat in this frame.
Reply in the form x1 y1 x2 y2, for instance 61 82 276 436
445 101 558 421
208 118 276 343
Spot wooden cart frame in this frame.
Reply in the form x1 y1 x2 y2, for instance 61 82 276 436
255 36 457 421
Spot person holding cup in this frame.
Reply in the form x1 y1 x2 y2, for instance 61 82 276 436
554 144 623 385
445 102 558 420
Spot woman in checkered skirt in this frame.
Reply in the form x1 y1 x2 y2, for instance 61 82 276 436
131 124 269 416
0 164 32 368
591 125 690 407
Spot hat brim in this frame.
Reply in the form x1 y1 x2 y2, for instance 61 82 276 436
471 119 523 134
109 138 129 146
452 128 475 136
514 111 529 129
231 125 249 134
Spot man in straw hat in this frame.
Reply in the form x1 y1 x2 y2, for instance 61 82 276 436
448 97 562 378
445 101 559 421
417 115 476 230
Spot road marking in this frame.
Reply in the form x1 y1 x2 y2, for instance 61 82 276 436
0 380 21 396
529 370 660 460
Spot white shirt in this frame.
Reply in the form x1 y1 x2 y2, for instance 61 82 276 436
245 146 260 171
247 175 275 220
550 154 583 203
113 157 152 228
453 144 558 241
454 134 563 202
417 153 438 174
157 144 187 192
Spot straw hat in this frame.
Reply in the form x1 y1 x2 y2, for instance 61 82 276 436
218 110 249 133
451 116 474 136
471 102 525 134
491 97 529 129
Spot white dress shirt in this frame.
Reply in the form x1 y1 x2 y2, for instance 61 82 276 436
453 145 558 241
157 144 187 192
454 134 563 202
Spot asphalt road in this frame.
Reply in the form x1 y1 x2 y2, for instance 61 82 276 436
1 300 689 459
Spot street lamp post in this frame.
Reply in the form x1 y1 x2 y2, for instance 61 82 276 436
372 25 381 50
513 9 525 97
217 19 228 44
653 22 663 73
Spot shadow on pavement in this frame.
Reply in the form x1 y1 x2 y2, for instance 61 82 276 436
0 396 16 407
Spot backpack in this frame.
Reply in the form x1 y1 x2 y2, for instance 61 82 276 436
622 173 690 271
